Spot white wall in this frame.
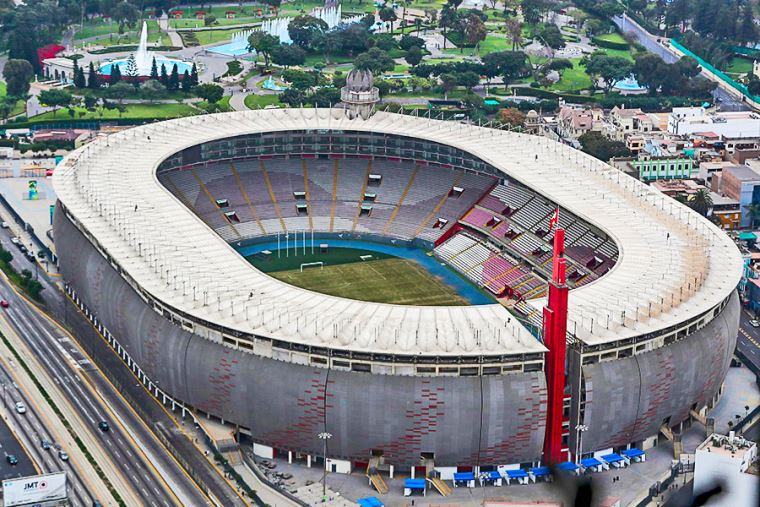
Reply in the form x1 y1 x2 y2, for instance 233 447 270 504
253 443 274 459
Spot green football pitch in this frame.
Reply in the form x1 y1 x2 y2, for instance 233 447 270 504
267 257 470 306
246 247 471 306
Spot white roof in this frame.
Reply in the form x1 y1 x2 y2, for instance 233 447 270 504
53 109 743 355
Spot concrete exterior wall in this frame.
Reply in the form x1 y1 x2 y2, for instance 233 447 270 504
580 290 739 452
54 208 548 467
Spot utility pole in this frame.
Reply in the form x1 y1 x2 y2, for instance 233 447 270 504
317 431 332 502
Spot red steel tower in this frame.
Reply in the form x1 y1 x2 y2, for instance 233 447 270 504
542 227 569 465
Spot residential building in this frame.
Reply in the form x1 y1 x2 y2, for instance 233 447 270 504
668 108 760 154
697 160 740 183
693 433 758 507
651 178 707 199
556 106 605 139
713 165 760 227
710 192 741 230
633 155 695 181
609 106 655 142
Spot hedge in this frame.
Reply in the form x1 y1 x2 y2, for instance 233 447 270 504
511 86 597 103
591 36 629 51
89 45 181 54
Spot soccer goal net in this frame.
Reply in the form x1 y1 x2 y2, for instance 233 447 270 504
300 262 324 272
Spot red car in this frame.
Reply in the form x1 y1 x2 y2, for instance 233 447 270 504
0 300 9 308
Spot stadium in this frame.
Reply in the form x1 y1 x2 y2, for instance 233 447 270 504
52 106 742 475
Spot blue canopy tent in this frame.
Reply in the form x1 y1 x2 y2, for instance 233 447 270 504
557 461 580 474
529 466 552 482
506 469 529 485
357 497 384 507
403 479 426 497
453 472 476 488
479 470 503 486
622 448 646 462
601 453 628 468
580 457 606 472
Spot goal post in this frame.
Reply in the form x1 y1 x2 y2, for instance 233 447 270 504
300 261 324 272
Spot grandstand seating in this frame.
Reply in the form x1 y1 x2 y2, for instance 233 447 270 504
159 158 618 303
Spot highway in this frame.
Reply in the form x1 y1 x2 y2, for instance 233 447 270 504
0 356 94 506
0 223 235 506
738 311 760 374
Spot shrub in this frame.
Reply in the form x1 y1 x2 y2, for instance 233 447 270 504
591 35 629 51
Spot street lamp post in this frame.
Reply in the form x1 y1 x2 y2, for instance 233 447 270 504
317 431 332 503
575 424 588 464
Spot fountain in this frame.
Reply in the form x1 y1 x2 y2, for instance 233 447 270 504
209 3 364 56
613 75 647 94
262 76 288 91
99 22 192 77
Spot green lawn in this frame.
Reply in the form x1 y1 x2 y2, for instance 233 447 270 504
266 257 470 306
726 57 754 74
180 29 239 45
546 58 593 92
29 103 197 122
197 95 232 112
443 34 510 57
303 53 354 67
244 94 281 108
595 32 628 44
74 20 170 47
0 82 25 116
599 47 636 61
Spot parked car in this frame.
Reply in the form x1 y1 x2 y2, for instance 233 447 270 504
58 450 68 461
14 402 26 414
10 237 19 245
1 222 8 229
750 320 759 328
6 454 17 465
98 421 109 432
1 300 9 308
25 251 35 261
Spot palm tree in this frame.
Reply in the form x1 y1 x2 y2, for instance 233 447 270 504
689 189 713 217
745 203 760 228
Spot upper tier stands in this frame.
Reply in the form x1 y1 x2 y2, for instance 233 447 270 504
159 156 496 244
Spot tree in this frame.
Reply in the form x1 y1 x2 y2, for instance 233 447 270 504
73 59 86 88
160 63 169 85
482 51 528 88
150 57 159 80
279 88 306 106
578 131 631 161
194 83 224 106
271 44 306 67
204 14 216 26
584 53 633 93
521 0 545 24
456 70 480 91
405 45 423 67
2 59 33 98
87 62 100 89
399 34 425 51
438 5 457 49
537 24 565 50
584 19 607 37
38 88 72 117
465 13 487 50
745 203 760 228
124 53 138 81
688 189 713 217
110 63 122 84
247 32 280 69
282 69 317 90
83 95 99 111
498 107 526 127
439 72 458 99
140 79 165 103
181 70 193 91
748 80 760 97
736 5 758 46
106 81 133 104
190 63 199 86
0 97 15 122
288 15 328 48
505 18 523 51
167 64 180 91
112 1 140 33
354 47 395 75
309 87 341 107
379 7 398 32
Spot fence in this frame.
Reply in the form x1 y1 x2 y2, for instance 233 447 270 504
670 39 760 106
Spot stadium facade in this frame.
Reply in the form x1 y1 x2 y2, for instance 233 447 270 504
53 108 742 469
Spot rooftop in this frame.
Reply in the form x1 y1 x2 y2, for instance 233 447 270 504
53 109 743 355
724 165 760 181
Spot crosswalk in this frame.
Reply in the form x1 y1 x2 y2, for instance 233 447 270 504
739 327 760 349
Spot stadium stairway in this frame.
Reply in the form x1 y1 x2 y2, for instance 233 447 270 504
428 477 452 497
230 162 266 235
329 159 339 232
366 458 389 495
260 160 287 232
301 159 314 231
352 160 373 232
192 169 242 240
382 165 419 235
413 173 463 237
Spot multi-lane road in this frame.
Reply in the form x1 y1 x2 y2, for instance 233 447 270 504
737 312 760 374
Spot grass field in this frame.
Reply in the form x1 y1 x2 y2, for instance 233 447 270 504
268 258 470 306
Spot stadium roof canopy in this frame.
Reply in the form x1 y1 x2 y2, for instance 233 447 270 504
53 109 742 356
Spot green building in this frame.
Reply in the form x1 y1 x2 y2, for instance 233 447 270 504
634 156 695 181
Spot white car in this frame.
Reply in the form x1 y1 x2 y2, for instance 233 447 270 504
0 222 8 229
14 402 26 414
9 237 19 245
750 320 760 328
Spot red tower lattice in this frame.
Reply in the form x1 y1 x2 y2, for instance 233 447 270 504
542 228 569 465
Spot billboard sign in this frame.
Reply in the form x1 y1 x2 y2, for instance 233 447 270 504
2 472 67 507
